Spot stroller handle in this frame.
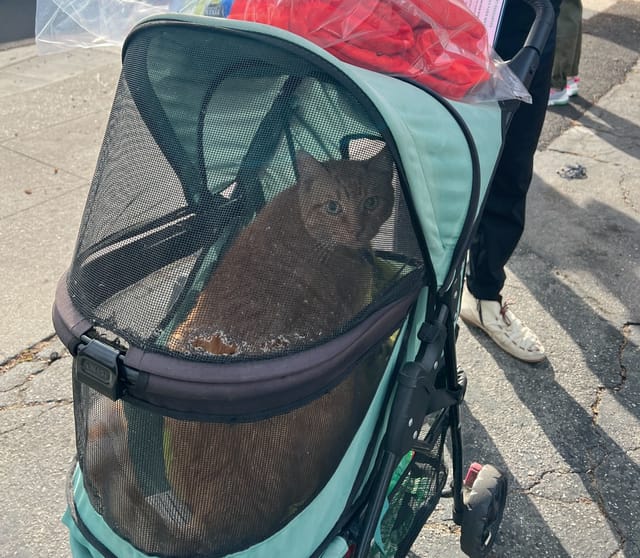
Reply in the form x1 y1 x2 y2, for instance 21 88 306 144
506 0 556 89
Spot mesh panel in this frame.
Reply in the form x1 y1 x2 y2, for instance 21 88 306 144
75 337 395 557
67 23 423 361
369 412 448 558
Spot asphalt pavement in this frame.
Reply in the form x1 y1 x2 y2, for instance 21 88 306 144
0 2 639 557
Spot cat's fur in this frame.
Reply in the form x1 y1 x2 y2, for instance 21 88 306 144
86 149 396 556
170 147 395 355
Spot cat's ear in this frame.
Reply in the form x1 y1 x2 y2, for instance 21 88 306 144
295 151 328 186
368 146 394 180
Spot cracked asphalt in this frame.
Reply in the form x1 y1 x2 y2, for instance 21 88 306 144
1 1 639 557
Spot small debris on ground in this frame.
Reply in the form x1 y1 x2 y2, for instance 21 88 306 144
558 163 587 179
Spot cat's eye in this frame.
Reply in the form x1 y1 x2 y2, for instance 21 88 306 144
363 196 379 211
325 200 342 215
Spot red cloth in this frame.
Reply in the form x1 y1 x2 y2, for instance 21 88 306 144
228 0 492 99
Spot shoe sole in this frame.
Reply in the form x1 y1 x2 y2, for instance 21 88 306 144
548 98 570 106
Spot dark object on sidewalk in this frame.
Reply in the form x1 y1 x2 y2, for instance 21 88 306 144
558 163 588 179
0 0 36 46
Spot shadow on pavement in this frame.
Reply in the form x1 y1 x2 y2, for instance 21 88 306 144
548 95 640 161
502 186 640 552
540 2 640 149
583 4 640 54
456 158 640 552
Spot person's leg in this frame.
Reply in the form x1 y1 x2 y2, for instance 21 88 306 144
551 0 583 90
462 0 559 362
466 2 557 302
568 0 583 79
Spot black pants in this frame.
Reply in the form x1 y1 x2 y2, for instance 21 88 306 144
466 0 560 301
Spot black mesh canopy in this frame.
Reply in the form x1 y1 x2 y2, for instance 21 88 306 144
67 20 424 362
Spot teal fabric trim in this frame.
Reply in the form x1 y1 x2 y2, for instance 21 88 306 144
62 507 104 558
128 15 504 286
318 537 349 558
67 468 163 558
65 473 351 558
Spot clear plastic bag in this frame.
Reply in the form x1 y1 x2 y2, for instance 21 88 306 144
35 0 530 103
35 0 233 52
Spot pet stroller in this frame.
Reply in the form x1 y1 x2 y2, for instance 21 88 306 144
53 2 553 557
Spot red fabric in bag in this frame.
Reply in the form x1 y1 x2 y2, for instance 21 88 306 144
228 0 492 99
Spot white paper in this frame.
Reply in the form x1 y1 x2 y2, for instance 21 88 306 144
463 0 506 46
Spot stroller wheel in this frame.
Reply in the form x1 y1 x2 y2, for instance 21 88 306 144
459 464 507 557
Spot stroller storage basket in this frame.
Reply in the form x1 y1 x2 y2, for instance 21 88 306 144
51 9 555 558
368 410 449 558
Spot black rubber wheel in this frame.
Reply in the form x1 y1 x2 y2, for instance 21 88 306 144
459 464 508 557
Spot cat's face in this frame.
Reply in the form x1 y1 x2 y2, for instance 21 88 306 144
295 148 395 249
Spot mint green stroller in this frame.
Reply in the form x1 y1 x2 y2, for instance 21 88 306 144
53 4 554 557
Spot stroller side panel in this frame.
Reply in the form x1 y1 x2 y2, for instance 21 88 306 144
65 314 420 558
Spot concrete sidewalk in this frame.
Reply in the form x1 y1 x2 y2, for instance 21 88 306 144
1 5 639 557
0 45 121 558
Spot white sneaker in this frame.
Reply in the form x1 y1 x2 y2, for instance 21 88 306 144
459 288 546 363
566 76 580 97
548 87 569 106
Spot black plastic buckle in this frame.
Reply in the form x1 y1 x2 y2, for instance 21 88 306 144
73 339 124 400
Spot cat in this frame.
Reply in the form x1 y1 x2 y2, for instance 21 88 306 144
84 148 397 556
83 364 389 556
169 147 396 356
165 148 396 553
